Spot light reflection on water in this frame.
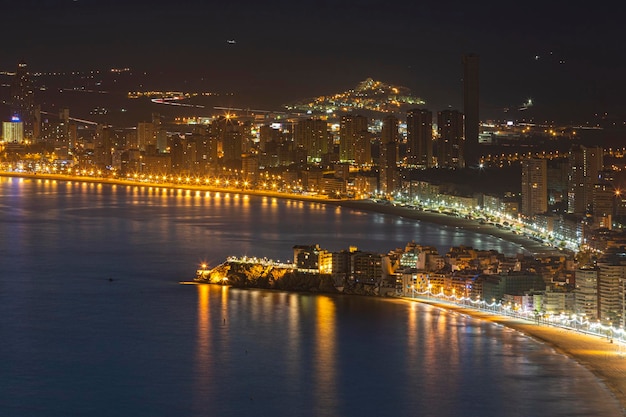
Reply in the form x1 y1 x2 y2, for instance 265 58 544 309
314 296 338 415
0 177 623 417
184 286 623 417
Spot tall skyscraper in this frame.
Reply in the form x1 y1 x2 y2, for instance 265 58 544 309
381 114 399 144
40 109 74 158
574 266 599 320
406 108 433 168
2 119 24 143
462 54 479 167
137 121 156 151
597 249 626 326
437 109 464 168
339 114 369 165
94 124 113 169
379 114 400 195
10 61 36 140
521 158 548 216
568 145 604 214
379 140 398 196
295 118 329 163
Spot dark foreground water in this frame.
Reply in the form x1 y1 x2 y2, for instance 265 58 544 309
0 177 622 417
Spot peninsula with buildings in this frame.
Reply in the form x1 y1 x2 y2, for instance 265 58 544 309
4 58 626 333
194 238 623 333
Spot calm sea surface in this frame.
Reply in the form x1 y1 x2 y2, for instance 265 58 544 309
0 176 623 417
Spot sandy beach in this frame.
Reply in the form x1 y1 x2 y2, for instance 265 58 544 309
408 296 626 415
6 171 623 411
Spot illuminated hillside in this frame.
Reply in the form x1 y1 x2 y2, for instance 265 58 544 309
284 78 425 114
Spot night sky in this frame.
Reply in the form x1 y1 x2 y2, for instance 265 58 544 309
2 0 625 124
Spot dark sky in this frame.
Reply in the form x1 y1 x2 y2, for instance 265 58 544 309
2 0 625 124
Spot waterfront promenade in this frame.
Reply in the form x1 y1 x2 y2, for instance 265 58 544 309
0 171 557 256
6 170 625 412
334 199 560 255
408 296 626 414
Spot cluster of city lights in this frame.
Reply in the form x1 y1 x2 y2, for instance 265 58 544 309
410 287 625 343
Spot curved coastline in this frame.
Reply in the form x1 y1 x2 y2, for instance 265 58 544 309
331 199 563 256
1 171 557 255
409 297 626 414
9 171 622 410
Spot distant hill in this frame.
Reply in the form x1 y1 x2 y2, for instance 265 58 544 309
284 78 425 115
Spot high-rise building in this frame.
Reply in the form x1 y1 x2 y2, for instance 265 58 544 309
379 115 400 195
10 62 36 140
406 108 433 168
574 266 599 320
462 54 479 167
339 114 369 165
597 249 626 326
93 124 113 169
295 118 329 163
137 122 156 151
521 158 548 216
381 115 399 144
437 109 464 168
568 145 604 214
214 118 243 170
379 140 398 196
40 109 74 158
592 182 615 229
2 119 24 143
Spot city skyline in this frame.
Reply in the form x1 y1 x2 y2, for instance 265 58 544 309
2 0 625 124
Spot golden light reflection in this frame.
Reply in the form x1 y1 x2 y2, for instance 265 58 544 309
315 296 338 411
407 304 418 365
423 308 461 375
194 284 212 408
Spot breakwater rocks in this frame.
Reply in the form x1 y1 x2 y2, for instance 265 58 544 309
199 261 338 293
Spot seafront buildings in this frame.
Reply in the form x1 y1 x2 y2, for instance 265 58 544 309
4 61 626 329
201 238 626 329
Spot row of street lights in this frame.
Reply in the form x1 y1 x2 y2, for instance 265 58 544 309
410 286 624 343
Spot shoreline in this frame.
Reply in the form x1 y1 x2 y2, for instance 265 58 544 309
9 171 619 410
406 296 626 414
1 171 558 256
331 200 562 256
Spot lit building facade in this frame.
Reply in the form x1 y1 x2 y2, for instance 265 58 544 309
437 109 464 168
568 145 604 214
10 62 37 140
406 108 433 168
339 114 369 166
379 115 400 195
2 119 24 143
521 158 548 216
574 266 599 320
295 118 329 163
